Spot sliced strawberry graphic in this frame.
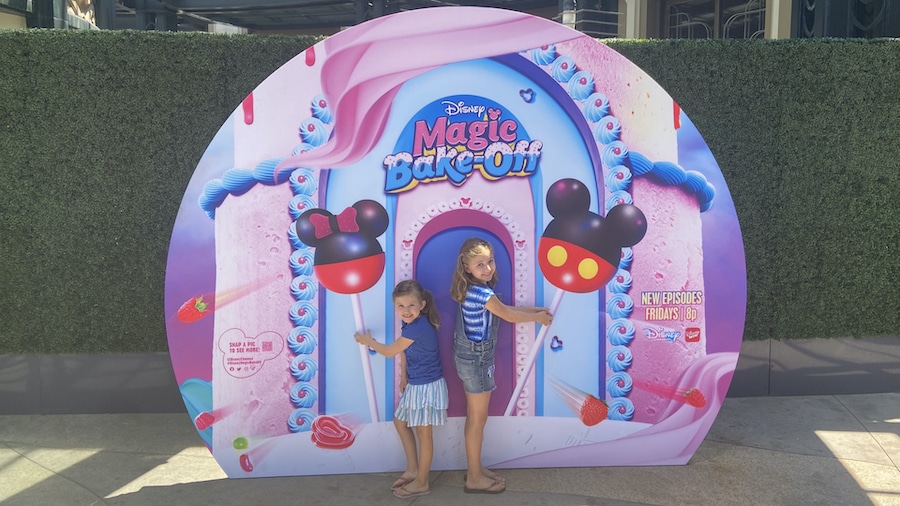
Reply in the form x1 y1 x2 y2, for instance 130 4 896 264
177 296 209 323
579 396 608 426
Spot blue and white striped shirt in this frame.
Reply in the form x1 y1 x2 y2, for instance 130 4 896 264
462 284 495 342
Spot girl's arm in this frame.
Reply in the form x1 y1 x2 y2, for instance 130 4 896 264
353 329 413 358
485 296 553 326
517 306 550 313
398 352 408 393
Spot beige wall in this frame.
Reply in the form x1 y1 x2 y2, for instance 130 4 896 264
0 10 27 29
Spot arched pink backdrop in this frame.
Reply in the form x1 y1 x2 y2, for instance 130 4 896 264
165 6 746 478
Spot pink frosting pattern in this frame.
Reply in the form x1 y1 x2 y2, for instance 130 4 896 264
276 8 581 172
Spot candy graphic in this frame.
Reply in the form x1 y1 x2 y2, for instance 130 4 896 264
238 437 278 473
549 377 608 426
193 411 215 431
295 200 390 422
310 415 357 450
505 178 647 416
193 404 236 430
239 453 253 472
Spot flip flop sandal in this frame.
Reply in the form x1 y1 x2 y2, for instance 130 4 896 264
393 485 431 499
464 478 506 494
391 477 413 490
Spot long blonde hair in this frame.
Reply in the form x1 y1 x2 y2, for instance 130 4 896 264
393 279 440 329
450 237 498 303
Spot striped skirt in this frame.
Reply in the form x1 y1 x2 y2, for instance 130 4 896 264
395 377 449 427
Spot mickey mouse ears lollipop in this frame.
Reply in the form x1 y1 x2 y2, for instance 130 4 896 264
539 178 647 293
295 200 389 294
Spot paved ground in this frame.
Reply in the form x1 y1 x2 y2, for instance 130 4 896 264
1 393 898 506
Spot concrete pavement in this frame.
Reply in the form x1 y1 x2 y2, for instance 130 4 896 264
1 393 898 505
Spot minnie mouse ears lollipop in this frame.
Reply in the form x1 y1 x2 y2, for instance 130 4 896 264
539 178 647 292
295 199 389 294
295 199 389 422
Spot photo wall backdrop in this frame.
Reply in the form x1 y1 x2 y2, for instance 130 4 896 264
165 7 746 476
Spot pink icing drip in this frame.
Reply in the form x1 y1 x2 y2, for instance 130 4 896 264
275 7 581 173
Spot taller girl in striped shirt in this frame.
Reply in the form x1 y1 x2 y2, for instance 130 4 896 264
450 237 553 494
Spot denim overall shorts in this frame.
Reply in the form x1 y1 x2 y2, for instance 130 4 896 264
453 306 501 394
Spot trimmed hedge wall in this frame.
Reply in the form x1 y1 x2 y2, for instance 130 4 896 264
0 31 897 354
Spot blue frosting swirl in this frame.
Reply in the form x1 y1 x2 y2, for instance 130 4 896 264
290 355 318 381
550 55 576 82
289 301 318 327
682 170 708 194
605 191 633 212
198 179 227 219
299 117 328 146
606 371 633 397
627 151 653 176
252 158 292 186
291 276 317 301
220 169 256 196
606 345 633 372
567 71 595 101
606 293 634 319
605 165 632 192
528 44 557 65
651 161 687 186
601 141 628 167
290 168 317 195
699 182 716 212
593 115 622 145
292 142 317 156
608 397 635 421
607 318 635 345
582 92 610 122
288 326 317 355
288 408 316 433
310 94 333 124
290 382 318 408
607 268 633 294
290 249 314 276
289 194 317 221
287 223 305 250
619 247 633 270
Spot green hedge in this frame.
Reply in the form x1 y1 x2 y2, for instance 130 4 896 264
0 31 897 353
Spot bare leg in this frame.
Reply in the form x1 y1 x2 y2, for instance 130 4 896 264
402 425 433 494
463 391 501 490
392 417 418 489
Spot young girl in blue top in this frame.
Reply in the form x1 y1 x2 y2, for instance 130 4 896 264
354 279 447 499
450 238 552 494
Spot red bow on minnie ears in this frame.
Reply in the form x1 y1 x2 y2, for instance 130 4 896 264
308 207 359 239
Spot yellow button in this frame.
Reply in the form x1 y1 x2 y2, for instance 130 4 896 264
578 258 598 279
547 245 567 267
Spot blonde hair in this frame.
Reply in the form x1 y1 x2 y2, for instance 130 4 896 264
450 237 498 303
393 279 440 329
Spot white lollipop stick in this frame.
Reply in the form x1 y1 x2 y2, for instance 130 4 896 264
351 293 379 422
504 289 566 416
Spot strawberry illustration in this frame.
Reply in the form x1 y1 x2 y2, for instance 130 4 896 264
579 396 608 426
684 388 707 408
177 296 209 323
